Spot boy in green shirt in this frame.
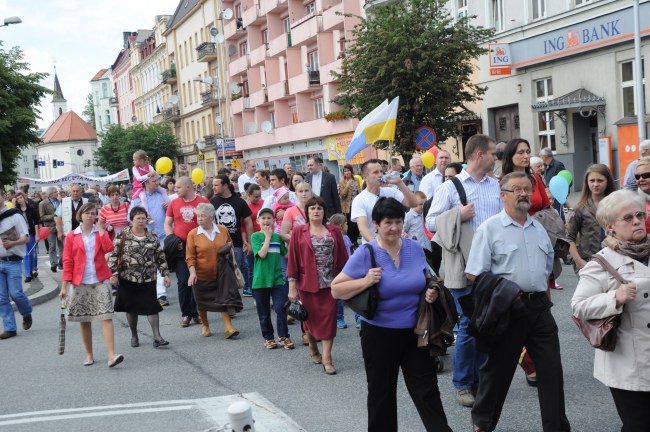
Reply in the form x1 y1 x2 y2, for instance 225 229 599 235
251 208 294 349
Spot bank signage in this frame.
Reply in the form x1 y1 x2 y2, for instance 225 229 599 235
510 2 650 68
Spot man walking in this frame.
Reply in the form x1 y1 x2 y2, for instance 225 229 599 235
0 194 32 339
55 184 88 243
164 176 209 327
39 187 62 272
425 134 502 408
211 175 254 296
466 172 570 432
237 160 257 195
304 157 341 218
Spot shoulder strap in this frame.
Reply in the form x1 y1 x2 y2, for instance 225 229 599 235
0 208 21 222
590 254 628 284
449 176 467 206
363 243 377 268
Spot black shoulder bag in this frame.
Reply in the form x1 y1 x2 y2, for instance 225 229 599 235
346 243 380 319
449 176 468 206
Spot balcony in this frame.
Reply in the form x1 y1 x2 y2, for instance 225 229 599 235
163 108 181 121
229 54 250 77
289 14 322 47
268 32 289 57
289 71 322 94
197 42 218 62
260 0 288 15
201 90 222 106
231 95 244 114
322 2 344 32
308 70 320 85
242 4 265 27
109 97 118 106
364 0 401 9
161 69 177 84
243 96 252 110
152 112 164 123
224 17 246 41
319 59 343 85
267 80 290 102
249 88 268 107
249 44 267 68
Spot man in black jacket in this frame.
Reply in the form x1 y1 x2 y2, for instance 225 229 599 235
539 147 566 185
304 156 341 218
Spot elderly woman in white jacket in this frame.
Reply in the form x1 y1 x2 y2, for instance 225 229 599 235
571 190 650 432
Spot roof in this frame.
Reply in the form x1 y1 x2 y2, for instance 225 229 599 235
532 88 605 112
134 29 153 45
90 68 108 81
166 0 201 31
41 111 97 144
52 73 66 102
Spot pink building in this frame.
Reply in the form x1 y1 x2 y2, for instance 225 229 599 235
224 0 372 172
111 32 138 127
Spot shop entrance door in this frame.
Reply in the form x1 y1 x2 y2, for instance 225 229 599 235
493 105 520 143
572 112 599 192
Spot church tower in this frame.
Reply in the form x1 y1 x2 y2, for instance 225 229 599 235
52 68 67 121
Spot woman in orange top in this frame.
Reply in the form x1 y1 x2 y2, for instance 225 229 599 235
186 203 241 339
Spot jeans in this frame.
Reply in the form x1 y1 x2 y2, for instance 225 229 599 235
337 299 346 321
451 286 487 391
48 229 63 267
175 257 197 318
23 235 36 276
246 253 254 291
0 260 32 332
233 247 250 291
251 285 289 340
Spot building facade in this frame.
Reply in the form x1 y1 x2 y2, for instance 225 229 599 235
90 68 118 136
452 0 649 189
111 32 137 127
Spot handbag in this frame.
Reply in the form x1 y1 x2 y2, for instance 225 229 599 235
571 254 627 352
346 243 380 319
283 300 309 321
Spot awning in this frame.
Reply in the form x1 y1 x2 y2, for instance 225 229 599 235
531 88 605 113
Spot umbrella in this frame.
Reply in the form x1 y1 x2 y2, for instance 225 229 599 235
58 301 66 355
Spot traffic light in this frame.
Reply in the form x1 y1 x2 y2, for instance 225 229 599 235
52 159 57 168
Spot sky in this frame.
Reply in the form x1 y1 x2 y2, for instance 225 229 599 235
0 0 181 130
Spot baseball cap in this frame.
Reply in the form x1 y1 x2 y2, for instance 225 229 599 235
257 207 274 219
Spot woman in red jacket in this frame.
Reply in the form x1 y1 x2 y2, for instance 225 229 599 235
59 203 123 368
287 196 348 375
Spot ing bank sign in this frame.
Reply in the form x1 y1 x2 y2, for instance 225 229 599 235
509 3 650 69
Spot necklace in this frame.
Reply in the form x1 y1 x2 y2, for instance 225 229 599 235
110 202 121 213
378 238 402 266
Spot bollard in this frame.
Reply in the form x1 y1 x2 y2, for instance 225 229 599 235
227 401 255 432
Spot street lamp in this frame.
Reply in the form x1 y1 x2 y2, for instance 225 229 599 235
1 16 22 28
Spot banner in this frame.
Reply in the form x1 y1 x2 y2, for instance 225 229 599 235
326 133 365 165
16 169 131 187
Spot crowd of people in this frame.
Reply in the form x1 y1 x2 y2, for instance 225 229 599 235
1 141 649 431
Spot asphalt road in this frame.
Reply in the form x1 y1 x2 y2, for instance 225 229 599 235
0 256 621 431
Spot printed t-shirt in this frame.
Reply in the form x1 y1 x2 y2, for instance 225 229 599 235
166 195 209 242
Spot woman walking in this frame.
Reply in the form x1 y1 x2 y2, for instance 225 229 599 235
59 203 123 367
338 164 360 244
14 192 39 282
108 207 171 348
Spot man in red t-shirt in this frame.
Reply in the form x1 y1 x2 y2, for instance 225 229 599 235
164 176 209 327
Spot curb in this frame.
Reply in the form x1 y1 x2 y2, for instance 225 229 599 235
11 261 60 311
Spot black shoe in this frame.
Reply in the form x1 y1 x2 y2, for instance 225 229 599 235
131 337 139 348
153 338 169 348
32 270 38 278
22 315 32 330
51 265 57 273
24 277 32 283
0 331 17 340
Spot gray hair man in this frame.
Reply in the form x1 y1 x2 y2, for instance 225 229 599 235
623 139 650 191
39 187 63 273
402 157 425 192
539 147 566 186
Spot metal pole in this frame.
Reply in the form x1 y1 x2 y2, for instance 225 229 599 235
633 0 646 142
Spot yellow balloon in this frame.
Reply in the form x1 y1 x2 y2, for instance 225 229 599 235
421 152 435 169
354 174 364 188
191 168 205 185
155 157 173 175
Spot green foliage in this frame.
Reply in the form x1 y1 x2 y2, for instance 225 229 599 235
82 93 95 128
0 43 50 187
333 0 494 160
95 123 182 174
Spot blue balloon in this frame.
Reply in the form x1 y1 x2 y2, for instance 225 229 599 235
549 176 569 205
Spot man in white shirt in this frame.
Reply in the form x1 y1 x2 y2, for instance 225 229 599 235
262 169 298 209
419 149 451 200
351 159 418 242
237 160 258 194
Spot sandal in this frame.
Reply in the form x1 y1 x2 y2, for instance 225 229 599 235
323 361 337 375
309 351 322 364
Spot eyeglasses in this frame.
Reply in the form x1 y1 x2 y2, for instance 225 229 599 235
501 187 533 195
634 172 650 180
616 211 647 223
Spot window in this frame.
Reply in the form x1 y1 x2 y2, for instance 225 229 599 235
307 50 319 71
305 1 316 15
535 78 556 151
291 105 298 123
270 111 276 128
457 0 468 19
23 155 27 162
282 18 290 34
33 167 38 174
102 82 109 98
262 29 269 49
532 0 546 20
313 98 325 119
621 60 646 117
239 41 248 56
492 0 504 32
575 0 592 6
25 168 29 175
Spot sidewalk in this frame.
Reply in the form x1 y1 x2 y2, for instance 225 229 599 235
11 255 60 311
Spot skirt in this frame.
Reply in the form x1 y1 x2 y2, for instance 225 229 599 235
300 287 337 340
192 279 243 313
114 278 163 316
67 281 114 322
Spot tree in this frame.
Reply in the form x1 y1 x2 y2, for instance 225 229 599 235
95 123 182 174
0 43 49 187
334 0 494 161
82 93 95 128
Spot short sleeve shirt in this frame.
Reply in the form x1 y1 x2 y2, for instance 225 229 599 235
165 195 210 242
350 188 405 242
251 231 287 289
210 195 252 247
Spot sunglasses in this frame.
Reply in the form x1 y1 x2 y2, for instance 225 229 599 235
634 172 650 180
616 211 647 223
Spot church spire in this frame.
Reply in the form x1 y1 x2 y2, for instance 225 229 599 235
52 66 66 103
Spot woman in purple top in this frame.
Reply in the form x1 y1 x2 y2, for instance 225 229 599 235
332 197 451 432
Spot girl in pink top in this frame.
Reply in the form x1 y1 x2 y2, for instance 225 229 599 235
131 150 169 218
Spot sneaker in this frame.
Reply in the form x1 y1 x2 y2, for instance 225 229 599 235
158 296 170 307
336 319 348 329
242 289 253 297
355 315 362 329
0 331 17 340
456 389 475 407
180 316 191 327
22 315 32 331
263 339 278 349
278 337 295 350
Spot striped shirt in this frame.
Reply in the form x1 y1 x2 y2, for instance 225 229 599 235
99 202 130 234
425 169 502 232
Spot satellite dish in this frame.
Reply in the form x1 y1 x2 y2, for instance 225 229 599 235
76 149 84 156
245 122 257 134
131 115 137 122
215 33 225 44
230 83 241 94
227 44 237 57
222 8 234 20
170 95 179 105
202 76 213 85
216 115 223 125
261 121 273 133
210 27 218 37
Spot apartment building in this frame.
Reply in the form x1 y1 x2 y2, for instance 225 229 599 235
223 0 378 173
111 32 137 127
450 0 649 188
131 16 173 126
90 68 118 136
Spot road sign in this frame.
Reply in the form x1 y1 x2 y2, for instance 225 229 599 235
415 126 437 151
57 161 64 166
231 158 241 169
38 161 45 167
